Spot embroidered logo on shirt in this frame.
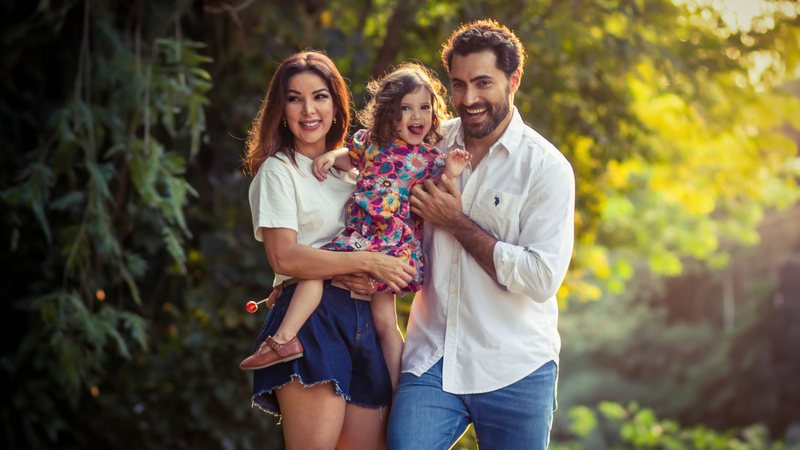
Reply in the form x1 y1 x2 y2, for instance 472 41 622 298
494 195 500 207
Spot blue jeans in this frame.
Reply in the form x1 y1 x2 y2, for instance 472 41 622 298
387 359 558 450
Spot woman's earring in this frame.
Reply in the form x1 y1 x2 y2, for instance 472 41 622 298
333 116 337 124
282 118 287 127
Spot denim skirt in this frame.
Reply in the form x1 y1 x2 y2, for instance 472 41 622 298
251 281 393 416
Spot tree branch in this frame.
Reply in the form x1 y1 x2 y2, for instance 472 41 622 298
372 0 424 78
203 0 256 27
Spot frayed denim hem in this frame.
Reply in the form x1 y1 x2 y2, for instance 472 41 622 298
251 373 350 417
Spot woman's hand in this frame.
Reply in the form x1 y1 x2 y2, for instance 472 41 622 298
312 152 337 181
366 253 415 293
332 273 376 296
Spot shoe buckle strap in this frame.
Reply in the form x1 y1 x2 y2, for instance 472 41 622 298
256 341 271 355
268 339 289 357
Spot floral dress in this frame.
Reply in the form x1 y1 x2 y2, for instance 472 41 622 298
322 129 445 294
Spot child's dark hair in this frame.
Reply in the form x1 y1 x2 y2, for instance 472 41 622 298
357 62 450 147
441 19 525 77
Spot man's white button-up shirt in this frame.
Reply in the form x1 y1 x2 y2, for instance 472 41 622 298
402 108 575 394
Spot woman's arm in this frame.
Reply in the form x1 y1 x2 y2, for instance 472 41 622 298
262 228 414 292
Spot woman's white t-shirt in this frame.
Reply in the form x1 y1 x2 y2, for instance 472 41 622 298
249 152 356 286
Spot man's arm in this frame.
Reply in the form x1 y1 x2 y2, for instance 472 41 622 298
411 163 575 302
410 174 499 282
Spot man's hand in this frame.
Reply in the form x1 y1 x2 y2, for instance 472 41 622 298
410 174 464 232
332 273 375 296
412 173 500 281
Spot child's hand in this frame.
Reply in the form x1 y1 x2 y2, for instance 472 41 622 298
312 152 337 181
444 147 471 179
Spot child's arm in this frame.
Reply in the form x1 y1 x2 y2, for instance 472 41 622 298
312 147 353 181
443 148 471 179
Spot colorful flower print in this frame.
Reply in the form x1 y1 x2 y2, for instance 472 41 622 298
382 193 400 213
321 128 446 294
365 143 380 160
405 153 428 174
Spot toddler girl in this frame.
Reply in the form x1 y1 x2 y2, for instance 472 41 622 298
239 62 469 388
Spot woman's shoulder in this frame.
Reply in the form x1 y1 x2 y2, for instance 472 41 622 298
258 153 303 177
251 154 296 187
261 153 292 171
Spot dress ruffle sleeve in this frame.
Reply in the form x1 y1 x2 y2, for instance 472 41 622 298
347 129 369 170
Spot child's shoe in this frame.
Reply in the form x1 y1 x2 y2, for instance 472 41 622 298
239 336 304 370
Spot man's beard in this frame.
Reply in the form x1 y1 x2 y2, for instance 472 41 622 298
459 92 511 139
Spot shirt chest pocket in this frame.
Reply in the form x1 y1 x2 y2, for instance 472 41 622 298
468 186 522 241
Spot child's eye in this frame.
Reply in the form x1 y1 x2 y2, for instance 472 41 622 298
421 104 431 110
401 105 411 112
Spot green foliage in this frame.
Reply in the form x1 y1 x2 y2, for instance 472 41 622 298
555 238 800 446
0 1 226 447
2 0 798 449
534 0 800 301
552 401 797 449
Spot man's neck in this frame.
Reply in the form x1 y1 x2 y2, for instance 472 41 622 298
464 107 514 166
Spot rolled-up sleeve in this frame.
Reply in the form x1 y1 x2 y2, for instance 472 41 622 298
493 160 575 302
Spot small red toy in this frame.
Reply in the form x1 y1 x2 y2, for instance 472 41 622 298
244 287 281 314
245 298 269 313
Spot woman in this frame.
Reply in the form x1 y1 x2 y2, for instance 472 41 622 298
244 51 414 448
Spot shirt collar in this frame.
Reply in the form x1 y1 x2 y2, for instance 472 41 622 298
497 107 525 155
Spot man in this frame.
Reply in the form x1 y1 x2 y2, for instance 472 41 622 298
386 19 575 449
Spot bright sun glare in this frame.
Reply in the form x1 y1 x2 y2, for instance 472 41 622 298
674 0 800 32
673 0 800 81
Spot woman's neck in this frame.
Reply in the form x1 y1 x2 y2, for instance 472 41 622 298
294 141 326 160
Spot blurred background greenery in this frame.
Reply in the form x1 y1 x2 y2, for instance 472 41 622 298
1 0 798 448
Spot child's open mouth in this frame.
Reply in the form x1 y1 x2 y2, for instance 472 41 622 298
408 124 425 136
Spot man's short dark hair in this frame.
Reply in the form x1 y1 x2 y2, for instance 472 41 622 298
441 19 525 77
